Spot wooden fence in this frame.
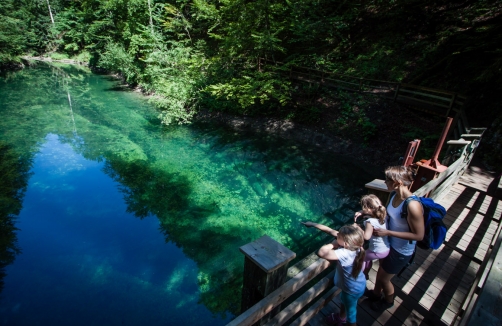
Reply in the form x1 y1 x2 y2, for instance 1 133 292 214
261 59 468 135
227 130 485 326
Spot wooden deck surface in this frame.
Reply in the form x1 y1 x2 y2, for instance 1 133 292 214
307 181 502 326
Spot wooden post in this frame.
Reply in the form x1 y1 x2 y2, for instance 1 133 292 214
447 108 461 140
365 179 392 206
393 84 401 102
240 235 296 324
445 93 457 117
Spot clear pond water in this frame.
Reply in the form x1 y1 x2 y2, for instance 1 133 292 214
0 63 376 325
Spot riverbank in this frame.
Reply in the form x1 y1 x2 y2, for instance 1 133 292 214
22 56 89 67
9 59 444 172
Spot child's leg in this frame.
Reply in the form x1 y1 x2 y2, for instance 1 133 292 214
365 250 390 273
363 250 381 278
340 291 363 326
339 302 346 319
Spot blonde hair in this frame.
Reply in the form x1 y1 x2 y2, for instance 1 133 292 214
338 225 365 279
385 166 415 187
360 194 386 225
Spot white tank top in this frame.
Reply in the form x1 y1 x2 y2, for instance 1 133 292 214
387 194 416 256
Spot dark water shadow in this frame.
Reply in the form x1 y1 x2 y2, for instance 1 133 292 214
0 142 33 293
104 85 133 92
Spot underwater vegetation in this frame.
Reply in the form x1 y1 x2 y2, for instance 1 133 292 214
0 63 374 320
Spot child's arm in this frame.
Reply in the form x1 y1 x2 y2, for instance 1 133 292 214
353 215 373 240
363 223 373 241
301 221 338 237
317 241 340 261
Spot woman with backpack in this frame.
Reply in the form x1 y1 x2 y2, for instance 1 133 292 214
365 166 425 311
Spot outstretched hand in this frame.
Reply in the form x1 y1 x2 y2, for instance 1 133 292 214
301 221 315 228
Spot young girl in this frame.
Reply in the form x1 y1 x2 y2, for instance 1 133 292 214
357 194 390 279
317 225 366 326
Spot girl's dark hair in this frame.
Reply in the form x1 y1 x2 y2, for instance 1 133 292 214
360 194 386 225
385 166 415 187
338 225 365 279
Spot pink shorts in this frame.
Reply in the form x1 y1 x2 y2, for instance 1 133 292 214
364 249 390 262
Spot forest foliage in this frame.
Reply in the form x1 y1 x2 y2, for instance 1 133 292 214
0 0 501 167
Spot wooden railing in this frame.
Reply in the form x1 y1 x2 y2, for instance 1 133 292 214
366 130 485 205
261 59 467 121
365 131 490 326
229 238 341 326
229 129 486 326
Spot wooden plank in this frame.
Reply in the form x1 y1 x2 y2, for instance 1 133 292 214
414 156 465 197
398 88 452 102
240 235 296 273
323 77 360 87
464 215 502 325
323 71 399 85
289 287 341 326
467 128 487 133
357 297 405 326
287 252 322 280
306 311 328 326
227 258 331 326
397 94 451 108
319 299 338 318
329 293 384 326
477 219 502 289
365 179 390 192
447 140 471 146
460 134 482 139
430 167 468 202
400 83 457 96
264 270 335 326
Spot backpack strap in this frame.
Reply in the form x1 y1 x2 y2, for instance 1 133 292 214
400 195 420 220
400 195 421 244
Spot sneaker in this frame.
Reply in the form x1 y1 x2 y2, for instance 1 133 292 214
370 298 394 312
364 288 382 302
325 313 346 325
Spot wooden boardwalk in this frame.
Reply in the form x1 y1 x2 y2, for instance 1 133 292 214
308 181 502 326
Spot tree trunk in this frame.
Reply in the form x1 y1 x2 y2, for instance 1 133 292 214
46 0 54 25
147 0 154 34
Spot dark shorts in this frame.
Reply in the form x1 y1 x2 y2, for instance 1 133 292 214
381 247 413 275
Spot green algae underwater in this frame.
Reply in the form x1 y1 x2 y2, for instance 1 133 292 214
0 63 375 325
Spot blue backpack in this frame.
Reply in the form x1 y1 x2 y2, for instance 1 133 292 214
400 194 447 250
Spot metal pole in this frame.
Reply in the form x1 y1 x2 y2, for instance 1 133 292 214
431 117 453 164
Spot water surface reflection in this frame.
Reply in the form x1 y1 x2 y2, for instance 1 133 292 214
0 63 375 325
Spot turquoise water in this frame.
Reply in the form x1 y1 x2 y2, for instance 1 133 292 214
0 63 375 325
